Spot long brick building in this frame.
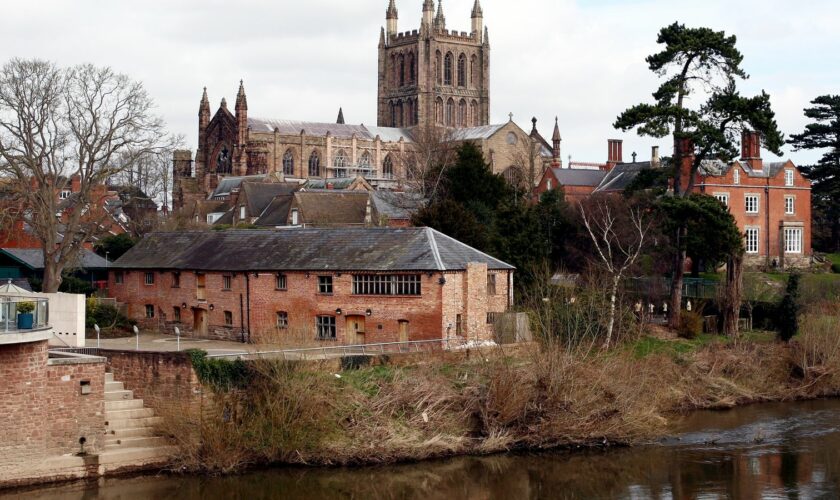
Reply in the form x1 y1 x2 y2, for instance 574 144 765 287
108 228 514 343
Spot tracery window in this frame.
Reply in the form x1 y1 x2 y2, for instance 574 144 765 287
458 99 467 127
359 151 372 173
308 151 321 177
333 149 348 178
445 98 455 126
282 149 294 176
383 154 395 179
444 53 453 85
408 53 416 84
470 100 479 126
435 98 444 125
457 54 466 87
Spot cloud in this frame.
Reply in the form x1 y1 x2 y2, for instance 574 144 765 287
1 0 836 166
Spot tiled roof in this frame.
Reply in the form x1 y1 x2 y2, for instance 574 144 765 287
0 248 109 270
551 169 607 187
294 191 370 226
247 118 414 143
112 228 514 272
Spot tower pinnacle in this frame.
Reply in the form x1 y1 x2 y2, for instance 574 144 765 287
235 80 247 111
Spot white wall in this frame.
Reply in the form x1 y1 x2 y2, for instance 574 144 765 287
35 293 86 348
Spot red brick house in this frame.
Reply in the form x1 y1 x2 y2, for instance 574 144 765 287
108 228 514 343
534 167 608 203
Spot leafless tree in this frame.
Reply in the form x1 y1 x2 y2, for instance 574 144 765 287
398 124 457 200
579 199 651 347
0 59 173 291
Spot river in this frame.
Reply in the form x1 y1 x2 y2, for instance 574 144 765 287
7 399 840 499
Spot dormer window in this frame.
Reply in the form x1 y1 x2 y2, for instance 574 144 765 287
59 190 71 200
291 208 299 226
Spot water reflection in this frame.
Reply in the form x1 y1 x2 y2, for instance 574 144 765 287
9 400 840 499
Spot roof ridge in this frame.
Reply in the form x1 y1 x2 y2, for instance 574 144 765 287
425 227 445 271
428 228 514 269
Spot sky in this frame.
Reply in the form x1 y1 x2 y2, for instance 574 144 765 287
2 0 837 166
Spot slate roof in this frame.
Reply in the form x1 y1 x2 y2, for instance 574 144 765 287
241 182 300 216
371 191 425 220
447 124 506 141
294 191 370 226
595 162 653 192
254 195 295 227
209 175 268 199
551 169 608 187
0 248 109 270
247 118 414 143
111 228 514 272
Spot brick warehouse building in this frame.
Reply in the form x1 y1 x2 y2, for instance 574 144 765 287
108 228 514 343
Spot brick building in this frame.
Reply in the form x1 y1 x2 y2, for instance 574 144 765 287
108 228 514 343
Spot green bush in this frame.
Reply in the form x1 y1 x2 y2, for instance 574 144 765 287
677 311 704 339
86 299 133 330
16 301 35 314
832 263 840 274
777 273 801 342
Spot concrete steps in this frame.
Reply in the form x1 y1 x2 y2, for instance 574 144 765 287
102 372 173 464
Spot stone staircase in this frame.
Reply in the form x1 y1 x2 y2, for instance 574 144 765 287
101 372 175 468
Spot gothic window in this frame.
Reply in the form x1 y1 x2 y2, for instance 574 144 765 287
444 53 453 86
470 100 479 126
333 149 348 178
282 149 294 176
470 55 477 86
396 100 404 127
458 99 467 127
308 150 321 177
383 154 394 179
216 145 232 174
445 98 455 126
391 54 398 86
408 52 416 84
390 101 397 127
359 151 372 172
398 54 405 87
457 54 467 87
405 99 413 126
435 97 444 125
435 51 442 84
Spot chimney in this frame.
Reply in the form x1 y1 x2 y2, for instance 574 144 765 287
741 130 763 171
71 174 81 193
651 146 660 168
607 139 623 169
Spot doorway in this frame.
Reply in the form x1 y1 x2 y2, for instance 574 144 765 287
193 308 208 336
196 273 206 301
398 320 409 343
346 315 366 345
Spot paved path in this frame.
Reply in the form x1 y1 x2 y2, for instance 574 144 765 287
92 332 258 356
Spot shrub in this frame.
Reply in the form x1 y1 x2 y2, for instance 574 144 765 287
777 273 801 342
16 301 35 314
86 299 133 330
677 311 703 339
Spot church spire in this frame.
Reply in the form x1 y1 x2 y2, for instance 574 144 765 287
199 87 210 116
552 117 563 167
386 0 398 36
471 0 483 39
471 0 482 17
235 79 247 111
336 107 345 125
434 0 446 30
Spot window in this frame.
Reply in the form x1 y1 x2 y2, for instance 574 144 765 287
276 311 288 329
458 99 467 127
487 273 497 295
114 271 124 284
224 311 233 326
318 275 333 294
470 100 479 126
352 274 421 296
444 53 453 85
383 155 394 179
223 275 232 290
283 149 294 176
487 312 499 325
333 150 347 178
59 189 71 200
435 51 442 84
435 98 444 125
784 228 803 253
785 196 795 215
239 205 246 220
408 52 416 83
173 307 181 322
785 169 794 187
316 315 336 340
713 193 729 207
455 314 462 336
275 273 287 290
457 53 466 87
290 208 299 226
733 168 740 185
144 272 155 285
445 99 455 126
745 194 759 214
359 151 372 170
145 304 154 318
745 228 759 254
398 54 405 87
309 151 321 177
546 179 552 191
172 272 180 288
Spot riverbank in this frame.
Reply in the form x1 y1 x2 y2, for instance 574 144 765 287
160 320 840 474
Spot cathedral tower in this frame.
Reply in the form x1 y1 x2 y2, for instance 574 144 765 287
377 0 490 129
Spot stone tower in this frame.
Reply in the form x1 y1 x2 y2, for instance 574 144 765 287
377 0 490 129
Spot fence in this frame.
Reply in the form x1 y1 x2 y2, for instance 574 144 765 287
205 338 485 361
625 277 719 300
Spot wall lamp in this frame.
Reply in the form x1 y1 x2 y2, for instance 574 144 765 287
366 309 372 316
182 303 187 309
438 277 447 285
209 304 215 311
335 308 342 315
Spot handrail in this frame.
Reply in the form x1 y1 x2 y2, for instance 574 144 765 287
205 337 472 360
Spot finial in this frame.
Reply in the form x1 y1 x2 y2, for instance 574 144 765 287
336 107 345 125
472 0 483 17
531 117 537 132
552 117 561 142
632 152 638 163
386 0 398 19
221 97 227 109
508 112 514 122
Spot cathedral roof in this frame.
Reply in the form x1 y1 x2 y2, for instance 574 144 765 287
247 118 414 143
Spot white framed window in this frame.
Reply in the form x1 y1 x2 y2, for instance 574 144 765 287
745 227 759 254
239 205 246 221
785 169 794 187
59 189 71 200
275 274 287 290
733 168 740 185
713 193 729 207
144 272 155 285
785 196 795 215
546 179 552 190
291 208 299 226
745 194 759 214
145 304 155 318
784 227 803 254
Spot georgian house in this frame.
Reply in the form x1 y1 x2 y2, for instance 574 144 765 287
108 228 514 343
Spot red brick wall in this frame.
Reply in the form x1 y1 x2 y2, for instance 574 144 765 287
110 267 512 344
0 340 105 483
532 169 598 205
105 350 203 417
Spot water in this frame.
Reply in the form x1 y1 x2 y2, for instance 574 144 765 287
8 399 840 499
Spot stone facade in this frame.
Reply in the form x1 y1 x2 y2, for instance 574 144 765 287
377 0 490 129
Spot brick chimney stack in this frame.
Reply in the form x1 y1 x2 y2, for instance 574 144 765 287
741 130 763 171
606 139 623 170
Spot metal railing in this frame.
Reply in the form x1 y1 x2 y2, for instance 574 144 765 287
205 337 482 361
1 296 49 333
50 347 103 356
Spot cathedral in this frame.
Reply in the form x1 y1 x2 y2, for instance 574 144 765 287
173 0 559 215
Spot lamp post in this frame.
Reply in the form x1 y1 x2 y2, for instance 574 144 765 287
133 325 139 351
94 324 100 349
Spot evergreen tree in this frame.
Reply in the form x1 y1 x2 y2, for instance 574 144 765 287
788 95 840 252
777 273 801 342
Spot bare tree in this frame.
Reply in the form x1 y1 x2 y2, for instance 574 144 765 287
0 59 172 291
579 199 650 347
398 124 457 200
